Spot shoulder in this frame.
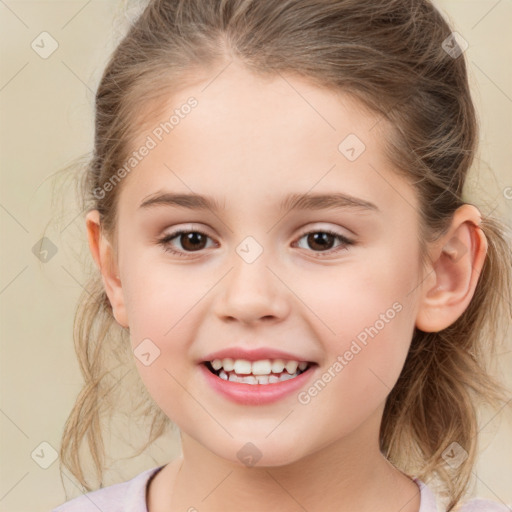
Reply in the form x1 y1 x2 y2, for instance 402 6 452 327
51 465 165 512
414 478 510 512
456 498 511 511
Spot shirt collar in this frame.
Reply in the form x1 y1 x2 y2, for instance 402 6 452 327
125 466 439 512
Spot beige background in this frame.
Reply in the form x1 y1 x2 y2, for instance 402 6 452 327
1 1 511 511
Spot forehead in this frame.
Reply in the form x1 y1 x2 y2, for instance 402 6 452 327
117 62 418 218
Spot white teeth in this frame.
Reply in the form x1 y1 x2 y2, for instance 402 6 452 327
233 359 252 374
211 359 222 371
271 359 285 373
207 357 312 382
256 375 269 385
223 358 235 372
223 371 301 385
285 361 298 374
251 360 272 375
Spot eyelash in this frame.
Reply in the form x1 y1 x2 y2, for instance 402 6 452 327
157 228 355 258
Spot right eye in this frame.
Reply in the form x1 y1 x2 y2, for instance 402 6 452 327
157 229 217 256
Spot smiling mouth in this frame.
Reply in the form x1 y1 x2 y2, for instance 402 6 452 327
203 360 316 385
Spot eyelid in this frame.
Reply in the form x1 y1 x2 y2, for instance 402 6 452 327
297 222 354 238
158 222 354 241
156 222 356 258
158 223 214 240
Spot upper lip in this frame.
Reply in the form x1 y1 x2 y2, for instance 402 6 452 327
201 347 316 363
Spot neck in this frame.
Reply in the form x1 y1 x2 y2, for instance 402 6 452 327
150 407 420 512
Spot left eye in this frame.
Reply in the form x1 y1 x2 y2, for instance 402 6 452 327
157 228 354 257
294 229 354 256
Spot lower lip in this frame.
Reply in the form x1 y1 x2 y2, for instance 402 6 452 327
199 363 317 405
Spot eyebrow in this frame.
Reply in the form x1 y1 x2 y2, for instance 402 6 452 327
138 191 379 213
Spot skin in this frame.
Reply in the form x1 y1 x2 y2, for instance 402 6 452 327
86 61 487 512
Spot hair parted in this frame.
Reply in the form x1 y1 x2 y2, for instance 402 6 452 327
57 1 512 509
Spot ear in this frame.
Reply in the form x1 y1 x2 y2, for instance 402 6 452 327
85 210 129 328
415 204 488 333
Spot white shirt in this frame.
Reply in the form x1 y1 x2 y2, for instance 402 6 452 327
52 465 511 511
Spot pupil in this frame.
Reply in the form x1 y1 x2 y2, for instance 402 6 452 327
182 232 206 251
308 232 334 251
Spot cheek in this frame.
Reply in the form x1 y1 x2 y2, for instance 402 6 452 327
298 299 415 439
301 250 417 354
121 247 205 338
298 224 419 329
123 289 201 428
296 244 418 412
119 254 212 422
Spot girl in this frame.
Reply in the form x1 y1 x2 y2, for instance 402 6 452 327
52 0 512 511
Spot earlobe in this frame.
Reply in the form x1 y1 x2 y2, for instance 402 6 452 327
85 210 129 328
415 204 488 333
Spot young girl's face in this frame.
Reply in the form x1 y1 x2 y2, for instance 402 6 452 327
105 62 427 466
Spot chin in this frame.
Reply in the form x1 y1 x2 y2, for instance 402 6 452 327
207 437 309 469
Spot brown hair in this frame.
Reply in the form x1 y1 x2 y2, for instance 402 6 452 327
57 1 512 509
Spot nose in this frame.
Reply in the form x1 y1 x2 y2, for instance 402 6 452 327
213 255 290 325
